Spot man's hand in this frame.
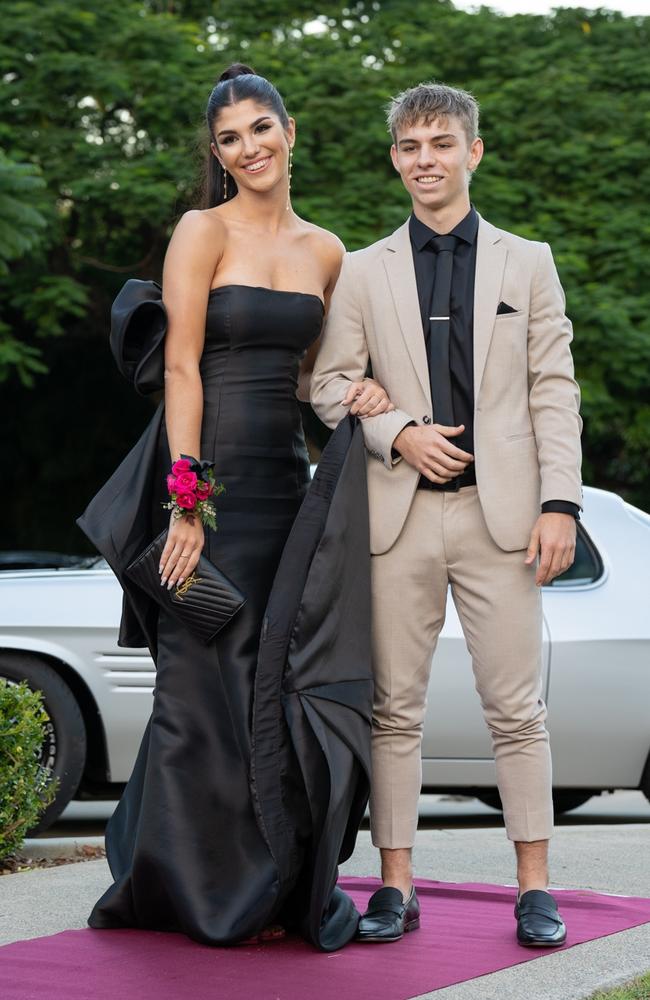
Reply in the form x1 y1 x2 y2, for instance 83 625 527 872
341 378 396 418
393 423 474 483
525 512 576 586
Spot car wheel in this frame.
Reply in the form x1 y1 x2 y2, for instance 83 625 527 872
639 751 650 807
0 652 87 834
475 789 593 815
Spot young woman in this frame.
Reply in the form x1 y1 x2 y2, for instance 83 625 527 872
79 64 391 950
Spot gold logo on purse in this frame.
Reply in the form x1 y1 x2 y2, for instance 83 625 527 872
175 573 203 600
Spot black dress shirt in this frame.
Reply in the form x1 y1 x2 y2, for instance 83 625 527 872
408 208 579 517
410 207 478 462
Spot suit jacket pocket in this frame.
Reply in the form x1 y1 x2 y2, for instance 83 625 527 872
494 310 525 323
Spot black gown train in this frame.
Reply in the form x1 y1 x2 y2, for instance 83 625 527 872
76 283 373 951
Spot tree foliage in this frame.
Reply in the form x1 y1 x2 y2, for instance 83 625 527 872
0 152 49 383
1 0 649 549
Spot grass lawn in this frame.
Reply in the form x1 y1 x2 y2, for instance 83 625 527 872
591 972 650 999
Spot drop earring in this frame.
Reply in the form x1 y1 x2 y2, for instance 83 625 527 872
222 165 228 201
287 145 293 211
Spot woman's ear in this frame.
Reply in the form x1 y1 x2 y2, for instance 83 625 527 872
286 117 296 148
210 141 222 165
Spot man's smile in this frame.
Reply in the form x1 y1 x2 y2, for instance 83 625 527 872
414 174 444 185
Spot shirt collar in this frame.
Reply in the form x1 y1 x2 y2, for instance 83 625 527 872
409 205 479 251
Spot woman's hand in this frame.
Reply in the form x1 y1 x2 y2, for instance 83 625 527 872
341 378 396 418
159 513 205 590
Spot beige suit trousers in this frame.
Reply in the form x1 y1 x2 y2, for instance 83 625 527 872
369 485 553 848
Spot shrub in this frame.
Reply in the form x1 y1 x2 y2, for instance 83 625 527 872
0 678 58 862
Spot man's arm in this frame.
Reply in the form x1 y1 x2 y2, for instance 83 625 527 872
526 242 583 584
528 242 583 507
310 252 415 469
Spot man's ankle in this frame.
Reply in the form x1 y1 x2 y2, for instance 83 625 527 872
380 865 413 900
380 847 413 901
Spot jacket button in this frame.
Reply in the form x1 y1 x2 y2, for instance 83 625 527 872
423 415 431 424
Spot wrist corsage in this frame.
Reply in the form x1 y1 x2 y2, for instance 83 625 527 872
162 454 224 532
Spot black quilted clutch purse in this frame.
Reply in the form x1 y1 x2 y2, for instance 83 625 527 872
125 530 246 644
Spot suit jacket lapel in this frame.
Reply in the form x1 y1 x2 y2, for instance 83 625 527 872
473 216 507 399
383 222 431 404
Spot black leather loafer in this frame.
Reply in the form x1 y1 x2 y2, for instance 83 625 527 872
515 889 567 947
356 886 420 943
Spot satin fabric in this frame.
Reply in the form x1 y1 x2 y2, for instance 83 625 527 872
77 284 372 951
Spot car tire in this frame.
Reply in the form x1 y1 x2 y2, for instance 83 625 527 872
475 789 593 815
0 652 86 834
639 751 650 807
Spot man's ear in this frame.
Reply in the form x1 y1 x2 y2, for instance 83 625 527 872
468 136 484 173
390 143 400 173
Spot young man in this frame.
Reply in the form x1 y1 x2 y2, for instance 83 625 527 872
310 82 582 946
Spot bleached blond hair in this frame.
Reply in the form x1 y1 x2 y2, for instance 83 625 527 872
386 81 479 145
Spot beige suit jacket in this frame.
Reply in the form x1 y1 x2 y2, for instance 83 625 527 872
311 215 583 555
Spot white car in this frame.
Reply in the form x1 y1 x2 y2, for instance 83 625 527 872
1 486 649 831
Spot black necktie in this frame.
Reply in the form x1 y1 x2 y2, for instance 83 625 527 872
428 234 459 426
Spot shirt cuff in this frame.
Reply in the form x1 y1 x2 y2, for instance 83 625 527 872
541 500 580 520
390 421 417 461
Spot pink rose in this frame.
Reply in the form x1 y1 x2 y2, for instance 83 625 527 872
171 458 191 476
176 491 197 510
166 474 177 495
196 482 210 500
175 471 198 492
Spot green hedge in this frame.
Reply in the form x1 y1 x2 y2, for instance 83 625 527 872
2 0 650 550
0 679 57 862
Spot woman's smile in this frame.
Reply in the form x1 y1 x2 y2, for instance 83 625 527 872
242 155 272 174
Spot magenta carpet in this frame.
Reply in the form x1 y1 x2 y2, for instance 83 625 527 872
2 877 650 1000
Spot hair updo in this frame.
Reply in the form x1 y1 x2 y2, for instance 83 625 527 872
200 63 290 208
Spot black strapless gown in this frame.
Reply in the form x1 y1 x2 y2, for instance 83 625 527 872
80 285 372 950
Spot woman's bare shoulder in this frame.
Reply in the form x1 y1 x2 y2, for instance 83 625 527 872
165 208 227 282
171 207 227 245
299 220 345 262
296 221 346 296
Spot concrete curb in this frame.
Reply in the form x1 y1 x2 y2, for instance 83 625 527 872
19 836 105 862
